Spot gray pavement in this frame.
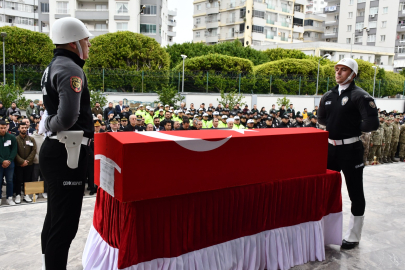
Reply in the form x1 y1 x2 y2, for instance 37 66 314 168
0 162 404 270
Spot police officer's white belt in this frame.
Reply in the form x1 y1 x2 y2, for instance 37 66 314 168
328 136 360 146
49 135 91 146
48 131 90 169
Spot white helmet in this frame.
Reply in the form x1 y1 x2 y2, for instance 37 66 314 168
51 17 92 44
334 58 358 75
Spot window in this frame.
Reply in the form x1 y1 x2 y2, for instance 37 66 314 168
252 25 264 33
369 7 378 16
41 3 49 13
369 21 377 28
117 22 128 30
140 24 157 34
95 24 107 30
196 18 201 24
346 38 351 44
196 4 201 11
116 2 128 14
360 56 363 60
334 15 339 21
368 56 372 62
206 1 219 8
357 9 365 17
355 22 364 30
143 5 157 15
382 21 387 28
347 25 352 31
96 5 107 10
348 12 353 18
349 0 353 5
333 27 338 33
383 7 388 14
381 35 386 42
355 36 362 43
56 1 68 14
196 31 200 38
315 33 319 38
339 54 345 60
367 34 376 42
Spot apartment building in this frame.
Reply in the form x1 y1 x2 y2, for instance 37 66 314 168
0 0 39 32
303 13 325 42
1 0 176 47
323 0 397 69
305 0 327 14
192 0 308 46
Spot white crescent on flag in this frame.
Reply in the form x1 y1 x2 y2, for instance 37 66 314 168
137 131 233 152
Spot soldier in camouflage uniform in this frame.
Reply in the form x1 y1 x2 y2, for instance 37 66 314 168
360 132 371 165
399 122 405 162
389 115 401 162
368 115 385 164
382 117 393 163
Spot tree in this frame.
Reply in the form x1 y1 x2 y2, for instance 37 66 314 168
155 85 184 107
85 31 170 92
90 90 108 108
262 48 307 62
276 96 290 108
0 26 54 66
217 90 246 109
166 40 269 69
0 83 24 109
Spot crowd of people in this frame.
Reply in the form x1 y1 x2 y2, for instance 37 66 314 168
1 99 404 207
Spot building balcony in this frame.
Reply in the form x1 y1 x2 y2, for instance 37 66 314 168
293 24 304 33
225 18 236 24
395 39 405 46
281 7 292 14
252 31 265 41
206 21 219 28
323 32 338 39
324 6 339 14
167 31 176 37
325 20 338 26
89 30 109 37
267 4 276 10
253 16 266 26
253 1 267 11
168 20 176 27
278 21 291 28
205 34 219 43
75 9 109 20
304 25 324 32
303 36 323 42
397 24 405 32
294 11 305 20
224 32 236 40
206 7 219 14
295 0 306 5
168 10 177 16
266 34 275 40
266 19 275 25
369 14 378 21
399 9 405 18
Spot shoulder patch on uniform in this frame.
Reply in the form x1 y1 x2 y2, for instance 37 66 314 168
341 96 349 106
70 76 82 93
369 101 376 108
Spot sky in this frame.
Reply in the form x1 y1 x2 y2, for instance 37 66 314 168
168 0 193 44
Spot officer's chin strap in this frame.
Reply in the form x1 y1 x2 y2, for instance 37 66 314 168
75 41 83 59
342 71 355 85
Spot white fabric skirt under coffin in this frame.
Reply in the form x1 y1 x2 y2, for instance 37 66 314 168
82 212 342 270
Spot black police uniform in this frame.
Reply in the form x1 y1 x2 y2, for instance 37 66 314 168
40 49 93 269
277 121 291 128
293 121 305 127
305 122 319 128
318 80 378 217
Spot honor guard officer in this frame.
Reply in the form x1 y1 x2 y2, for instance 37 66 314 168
318 58 379 250
277 114 291 128
39 17 93 269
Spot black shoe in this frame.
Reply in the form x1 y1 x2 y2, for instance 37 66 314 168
89 191 95 196
341 239 359 249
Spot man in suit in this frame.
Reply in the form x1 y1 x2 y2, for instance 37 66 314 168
153 117 164 131
115 100 124 117
103 102 115 120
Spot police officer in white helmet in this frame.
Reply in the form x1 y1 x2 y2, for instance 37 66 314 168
318 58 379 250
39 17 93 269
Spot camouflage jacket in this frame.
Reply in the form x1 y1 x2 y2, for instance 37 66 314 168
383 123 393 144
391 122 400 143
370 124 385 145
399 124 405 143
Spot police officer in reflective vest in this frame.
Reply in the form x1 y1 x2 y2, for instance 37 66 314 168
318 58 379 250
39 18 93 269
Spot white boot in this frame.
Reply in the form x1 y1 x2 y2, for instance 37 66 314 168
344 214 364 242
42 254 46 270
